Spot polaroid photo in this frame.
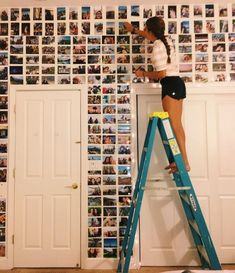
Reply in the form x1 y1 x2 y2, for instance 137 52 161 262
117 105 131 115
22 8 30 21
168 21 177 34
88 227 101 237
195 43 208 53
143 6 153 19
102 155 116 165
117 65 129 74
102 124 116 134
34 23 42 35
88 36 101 44
58 45 71 54
88 65 101 74
103 115 116 124
194 20 203 33
0 53 8 66
118 124 131 134
103 197 117 206
102 55 115 64
57 55 70 64
72 75 85 83
106 6 115 20
88 217 101 227
103 65 116 74
88 238 102 247
117 45 130 55
195 53 208 62
81 22 90 35
88 248 102 258
179 53 192 63
70 22 78 35
88 45 100 54
88 186 101 197
181 5 189 18
88 176 101 186
118 186 132 196
118 6 127 19
132 54 144 64
26 66 39 75
206 4 214 17
26 36 39 45
0 83 7 95
88 95 101 104
117 85 130 94
119 207 130 217
179 45 192 53
117 114 131 124
178 34 192 43
117 35 130 45
181 21 190 34
219 5 228 17
168 5 177 19
193 5 203 17
57 35 71 45
195 74 208 83
118 145 131 155
106 22 115 35
102 145 115 155
10 36 22 45
195 64 208 72
219 20 228 32
103 175 116 185
118 176 131 185
88 135 101 145
94 7 103 20
102 75 116 84
26 45 39 54
42 46 55 55
73 45 86 54
33 8 42 20
88 55 100 64
103 227 117 237
117 75 130 84
69 7 78 20
119 196 131 206
102 95 116 104
0 68 8 80
179 63 192 73
57 7 66 20
0 9 8 21
11 8 19 21
131 5 140 17
88 197 101 207
73 36 86 45
26 76 39 85
26 55 39 64
10 23 19 35
57 23 66 35
45 8 54 20
88 124 101 135
88 115 101 125
102 86 116 94
118 166 131 176
57 75 71 84
88 75 101 85
103 105 116 114
103 135 116 144
104 238 117 248
118 156 131 165
118 135 131 145
45 23 54 36
0 23 8 36
102 35 115 44
195 33 208 43
155 5 164 17
132 45 144 54
82 6 90 20
214 73 226 82
117 95 130 104
103 165 116 175
212 63 226 72
42 76 55 85
88 145 101 155
57 65 71 75
88 85 101 94
212 43 225 52
103 186 117 196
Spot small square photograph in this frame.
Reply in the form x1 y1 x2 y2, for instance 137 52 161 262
58 55 70 64
103 115 116 124
118 176 131 185
106 22 115 35
88 124 101 134
104 238 117 248
0 156 7 167
195 64 208 72
118 124 131 134
88 75 101 85
131 45 143 54
117 65 129 74
22 8 30 21
88 248 102 258
178 34 192 43
195 43 208 52
181 21 190 33
102 86 116 94
26 36 39 45
103 165 116 176
117 105 131 115
88 145 101 155
0 129 8 139
103 227 117 237
118 166 131 176
88 186 101 197
88 207 101 217
58 75 70 84
181 5 189 18
102 55 115 65
118 6 127 19
194 20 203 33
88 176 101 186
143 6 152 19
103 197 117 206
88 95 101 104
69 7 78 20
0 243 5 256
212 43 225 52
179 53 192 63
26 55 39 64
94 23 103 35
0 199 6 212
0 38 8 51
119 207 130 217
0 53 8 66
58 45 71 54
102 124 116 134
26 76 39 85
103 145 115 156
195 53 208 62
103 187 117 197
57 23 66 35
102 75 116 84
11 8 19 21
117 35 130 45
103 65 116 74
88 36 101 45
58 65 71 74
195 33 208 42
88 85 101 94
0 168 6 181
34 23 42 35
155 5 164 17
119 196 131 206
0 24 8 36
195 74 208 83
26 66 39 75
94 7 103 20
88 135 101 145
45 23 54 36
212 53 226 62
0 9 8 21
45 8 54 20
179 45 192 53
103 135 116 144
0 97 8 110
58 36 71 45
22 23 30 35
104 248 117 258
118 114 131 124
88 227 101 237
194 5 203 17
42 76 55 84
219 5 228 17
88 115 101 125
70 22 78 35
88 65 100 74
57 7 66 20
213 63 226 72
168 6 177 19
26 45 39 54
106 6 115 20
0 68 7 80
88 217 101 227
230 73 235 81
42 46 55 55
229 43 235 51
118 135 131 145
88 238 102 247
88 196 101 207
103 175 116 185
131 5 140 17
206 20 215 33
103 95 116 104
214 73 226 82
82 6 90 20
33 8 42 20
118 145 131 155
230 63 235 71
168 21 177 34
118 22 127 35
102 35 115 44
179 63 192 73
132 54 144 64
0 83 8 95
206 4 214 17
220 20 228 33
118 186 132 196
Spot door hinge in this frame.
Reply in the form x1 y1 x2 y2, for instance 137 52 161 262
12 235 14 244
13 168 16 179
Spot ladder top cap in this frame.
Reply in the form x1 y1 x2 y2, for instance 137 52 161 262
150 112 169 119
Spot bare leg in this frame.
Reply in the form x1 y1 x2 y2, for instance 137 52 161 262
162 95 190 172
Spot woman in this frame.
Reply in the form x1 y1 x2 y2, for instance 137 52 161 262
125 16 190 173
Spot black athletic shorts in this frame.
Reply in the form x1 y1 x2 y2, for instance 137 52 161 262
160 76 186 100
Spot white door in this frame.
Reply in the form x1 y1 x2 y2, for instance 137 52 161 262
137 93 235 266
14 91 81 267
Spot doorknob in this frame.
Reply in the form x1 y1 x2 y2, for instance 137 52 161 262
65 183 79 189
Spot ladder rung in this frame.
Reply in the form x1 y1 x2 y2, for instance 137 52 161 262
142 186 191 191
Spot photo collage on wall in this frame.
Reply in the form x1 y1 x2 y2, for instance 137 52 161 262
1 3 235 259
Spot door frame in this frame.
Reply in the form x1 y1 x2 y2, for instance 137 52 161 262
7 85 87 269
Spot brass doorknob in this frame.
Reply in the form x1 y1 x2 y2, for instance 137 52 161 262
65 183 78 189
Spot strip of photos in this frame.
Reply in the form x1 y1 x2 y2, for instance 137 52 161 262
1 3 235 258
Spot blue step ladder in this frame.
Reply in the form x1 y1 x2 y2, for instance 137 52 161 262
117 112 221 273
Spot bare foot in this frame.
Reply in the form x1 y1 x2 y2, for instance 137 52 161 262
165 162 191 174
